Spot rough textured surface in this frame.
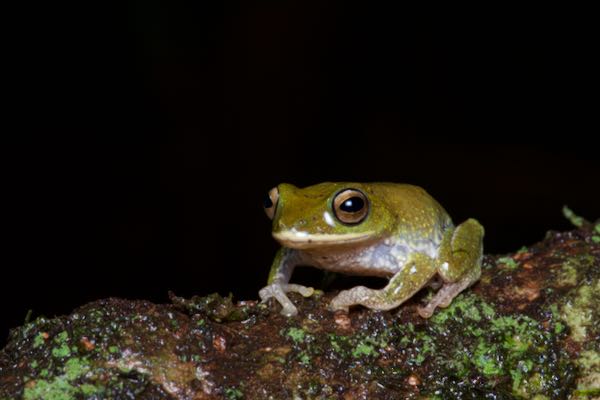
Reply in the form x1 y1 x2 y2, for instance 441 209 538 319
1 218 599 399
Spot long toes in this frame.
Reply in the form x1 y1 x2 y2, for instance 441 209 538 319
280 305 298 317
417 306 434 318
438 298 453 308
285 284 314 297
329 300 349 313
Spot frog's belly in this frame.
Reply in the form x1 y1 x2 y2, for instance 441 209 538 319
313 261 397 278
303 240 439 278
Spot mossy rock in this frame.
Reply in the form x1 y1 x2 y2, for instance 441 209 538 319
1 221 599 399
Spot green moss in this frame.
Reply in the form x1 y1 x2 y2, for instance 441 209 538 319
51 344 71 358
285 327 306 344
225 386 244 399
33 333 46 348
352 342 376 358
491 316 547 354
474 340 503 376
108 345 119 353
480 302 496 318
511 359 534 391
298 352 311 364
498 256 519 270
328 334 348 355
170 292 255 322
80 384 102 396
24 377 76 400
578 350 600 371
24 357 96 399
576 350 600 392
63 358 89 380
54 331 69 343
561 283 597 342
431 293 495 325
563 206 585 227
435 304 568 395
573 388 600 397
512 372 548 398
592 236 600 244
557 260 579 286
23 378 102 400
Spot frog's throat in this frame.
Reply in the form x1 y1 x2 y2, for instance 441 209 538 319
272 231 376 249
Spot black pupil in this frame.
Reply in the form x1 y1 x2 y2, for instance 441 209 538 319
263 194 273 209
340 196 364 213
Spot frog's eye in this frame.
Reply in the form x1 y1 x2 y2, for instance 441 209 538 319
263 187 279 220
333 188 369 225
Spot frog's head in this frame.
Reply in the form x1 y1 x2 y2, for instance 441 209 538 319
263 182 394 250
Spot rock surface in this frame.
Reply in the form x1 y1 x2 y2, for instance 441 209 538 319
1 218 599 399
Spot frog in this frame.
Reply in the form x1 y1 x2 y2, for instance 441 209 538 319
259 182 484 318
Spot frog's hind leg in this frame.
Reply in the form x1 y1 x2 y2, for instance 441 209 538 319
417 268 480 318
329 253 437 312
418 218 484 318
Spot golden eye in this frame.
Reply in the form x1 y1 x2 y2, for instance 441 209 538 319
263 187 279 220
333 188 369 225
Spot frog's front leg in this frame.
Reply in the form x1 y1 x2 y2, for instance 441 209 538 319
330 253 438 313
418 218 484 318
259 247 314 316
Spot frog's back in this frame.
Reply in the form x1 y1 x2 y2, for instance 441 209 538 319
365 183 453 239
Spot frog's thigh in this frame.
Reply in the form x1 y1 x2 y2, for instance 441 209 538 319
419 219 484 318
436 218 484 282
330 253 437 312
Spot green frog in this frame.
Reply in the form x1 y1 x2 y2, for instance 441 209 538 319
259 182 484 318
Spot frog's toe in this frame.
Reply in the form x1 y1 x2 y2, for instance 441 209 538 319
417 304 435 318
258 284 277 302
259 284 295 314
280 304 299 317
329 300 349 313
417 293 448 318
285 284 314 297
259 283 311 316
418 274 474 318
329 289 352 311
417 295 451 318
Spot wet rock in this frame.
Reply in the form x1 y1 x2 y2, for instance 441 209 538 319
2 220 599 399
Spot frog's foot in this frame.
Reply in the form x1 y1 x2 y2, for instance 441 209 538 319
417 274 474 318
259 283 314 316
329 286 402 313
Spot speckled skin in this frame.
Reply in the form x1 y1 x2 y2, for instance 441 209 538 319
259 182 484 318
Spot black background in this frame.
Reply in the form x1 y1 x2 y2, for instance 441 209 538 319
4 3 598 344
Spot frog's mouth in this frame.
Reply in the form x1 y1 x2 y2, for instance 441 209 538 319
273 230 375 249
